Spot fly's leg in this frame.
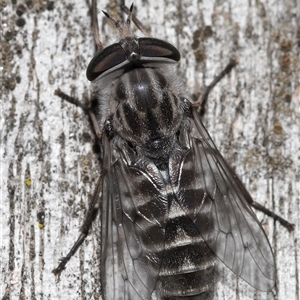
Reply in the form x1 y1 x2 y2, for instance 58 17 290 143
91 0 103 51
52 89 103 276
54 2 104 139
193 59 237 116
249 201 294 231
52 176 102 276
195 59 295 232
53 91 104 275
52 0 105 276
54 89 102 139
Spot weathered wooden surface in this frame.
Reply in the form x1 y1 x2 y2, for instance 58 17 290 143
1 0 299 299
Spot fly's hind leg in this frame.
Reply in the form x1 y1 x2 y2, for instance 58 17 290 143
249 201 294 231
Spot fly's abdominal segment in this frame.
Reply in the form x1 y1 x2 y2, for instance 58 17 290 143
53 1 294 299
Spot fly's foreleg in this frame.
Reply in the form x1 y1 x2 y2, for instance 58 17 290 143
195 60 294 232
53 87 103 276
54 89 102 139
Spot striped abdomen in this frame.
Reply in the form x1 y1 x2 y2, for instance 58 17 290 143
118 147 217 299
158 202 216 299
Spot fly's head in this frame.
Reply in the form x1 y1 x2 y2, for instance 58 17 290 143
87 5 185 161
86 5 181 82
86 37 181 82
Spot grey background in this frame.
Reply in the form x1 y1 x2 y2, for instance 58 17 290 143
1 0 299 299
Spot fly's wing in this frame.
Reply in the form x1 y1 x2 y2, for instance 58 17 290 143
101 134 168 300
176 109 276 292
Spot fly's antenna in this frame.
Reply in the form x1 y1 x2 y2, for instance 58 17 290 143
102 3 137 38
122 3 150 36
92 1 135 48
126 3 134 26
101 10 121 28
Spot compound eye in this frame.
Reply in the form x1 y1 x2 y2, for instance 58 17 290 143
86 43 127 81
86 38 181 81
139 38 180 62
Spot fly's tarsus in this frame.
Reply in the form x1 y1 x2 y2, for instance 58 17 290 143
251 201 295 232
52 175 102 276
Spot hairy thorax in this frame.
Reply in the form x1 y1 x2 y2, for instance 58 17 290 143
113 67 184 159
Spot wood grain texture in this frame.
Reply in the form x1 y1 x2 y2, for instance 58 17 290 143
1 0 299 299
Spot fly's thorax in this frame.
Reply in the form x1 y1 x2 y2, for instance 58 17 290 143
113 67 184 158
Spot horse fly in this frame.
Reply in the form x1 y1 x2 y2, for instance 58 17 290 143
53 1 294 299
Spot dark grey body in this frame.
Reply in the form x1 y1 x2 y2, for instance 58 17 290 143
104 67 216 299
95 60 275 299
